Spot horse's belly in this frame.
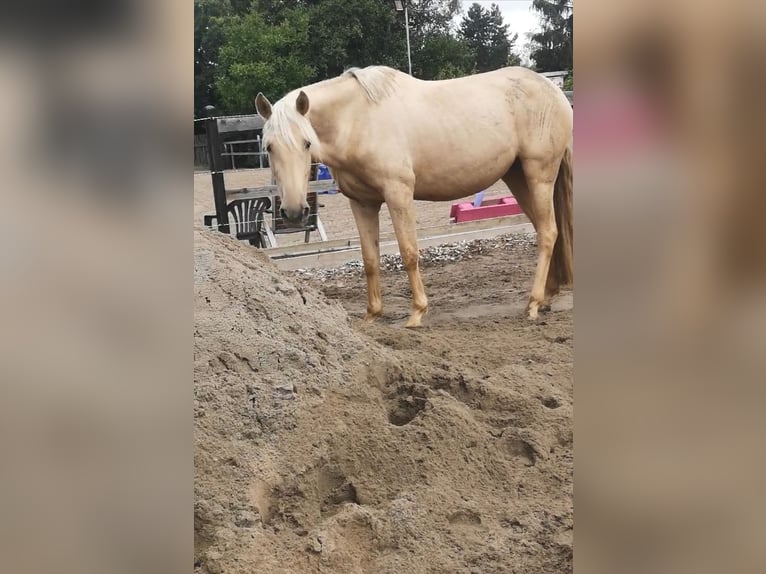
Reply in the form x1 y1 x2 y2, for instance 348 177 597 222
413 187 484 202
409 122 517 201
413 161 510 202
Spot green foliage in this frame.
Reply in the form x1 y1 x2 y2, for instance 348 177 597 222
563 71 573 91
194 0 532 116
459 3 519 73
215 9 314 114
195 0 231 117
229 0 255 15
529 0 572 73
414 33 472 79
407 0 463 38
304 0 405 80
407 0 469 79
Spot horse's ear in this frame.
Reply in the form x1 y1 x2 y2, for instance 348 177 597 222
255 93 272 119
296 91 310 116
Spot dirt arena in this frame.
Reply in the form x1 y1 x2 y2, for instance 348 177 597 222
194 173 573 573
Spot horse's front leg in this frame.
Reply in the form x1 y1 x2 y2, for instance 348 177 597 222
348 198 383 321
384 188 428 328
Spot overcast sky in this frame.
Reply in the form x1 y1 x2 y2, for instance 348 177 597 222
457 1 540 63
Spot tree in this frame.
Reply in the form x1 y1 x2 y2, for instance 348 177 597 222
229 0 255 14
407 0 463 36
214 9 315 114
304 0 406 80
196 0 488 116
459 3 519 73
414 33 472 79
195 0 231 117
401 0 466 78
528 0 572 73
252 0 303 23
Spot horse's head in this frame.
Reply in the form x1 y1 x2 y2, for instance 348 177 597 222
255 90 318 225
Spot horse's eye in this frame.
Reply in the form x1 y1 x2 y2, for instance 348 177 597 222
266 144 272 153
304 140 311 150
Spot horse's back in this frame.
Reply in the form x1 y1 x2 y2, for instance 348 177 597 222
400 67 572 151
423 66 569 106
435 66 572 137
390 67 571 199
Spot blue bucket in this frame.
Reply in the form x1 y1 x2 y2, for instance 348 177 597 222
317 164 332 180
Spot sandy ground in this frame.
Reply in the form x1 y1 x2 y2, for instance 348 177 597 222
194 169 513 247
194 221 573 573
194 165 572 572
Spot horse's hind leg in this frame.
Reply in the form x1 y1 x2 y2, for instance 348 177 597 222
348 198 383 320
503 158 559 319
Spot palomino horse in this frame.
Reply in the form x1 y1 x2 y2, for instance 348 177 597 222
255 66 573 327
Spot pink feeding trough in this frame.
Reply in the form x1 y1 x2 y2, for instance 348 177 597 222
449 195 523 223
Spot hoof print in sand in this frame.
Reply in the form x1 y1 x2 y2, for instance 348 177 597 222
502 436 538 467
540 396 561 409
386 386 428 426
317 465 360 518
448 509 482 526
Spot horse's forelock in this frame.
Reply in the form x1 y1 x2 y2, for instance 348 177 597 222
262 98 321 154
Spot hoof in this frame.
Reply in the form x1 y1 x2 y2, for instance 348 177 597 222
404 307 427 328
363 307 382 322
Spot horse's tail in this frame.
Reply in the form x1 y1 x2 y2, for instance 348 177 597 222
550 143 574 291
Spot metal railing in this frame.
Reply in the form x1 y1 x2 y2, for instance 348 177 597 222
221 136 268 169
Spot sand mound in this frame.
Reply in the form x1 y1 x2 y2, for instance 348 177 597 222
194 228 573 573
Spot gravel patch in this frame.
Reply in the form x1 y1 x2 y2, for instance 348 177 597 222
291 232 537 281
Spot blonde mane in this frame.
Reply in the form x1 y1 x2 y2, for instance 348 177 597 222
262 66 399 153
343 66 400 103
262 94 322 155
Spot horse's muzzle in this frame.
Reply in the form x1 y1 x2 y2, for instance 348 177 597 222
280 206 310 225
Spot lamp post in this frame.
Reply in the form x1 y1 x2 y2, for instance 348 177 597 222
393 0 412 76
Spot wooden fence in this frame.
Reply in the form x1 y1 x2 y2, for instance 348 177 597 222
195 130 268 170
194 133 208 168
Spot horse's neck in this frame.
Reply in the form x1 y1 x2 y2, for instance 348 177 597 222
306 77 363 165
